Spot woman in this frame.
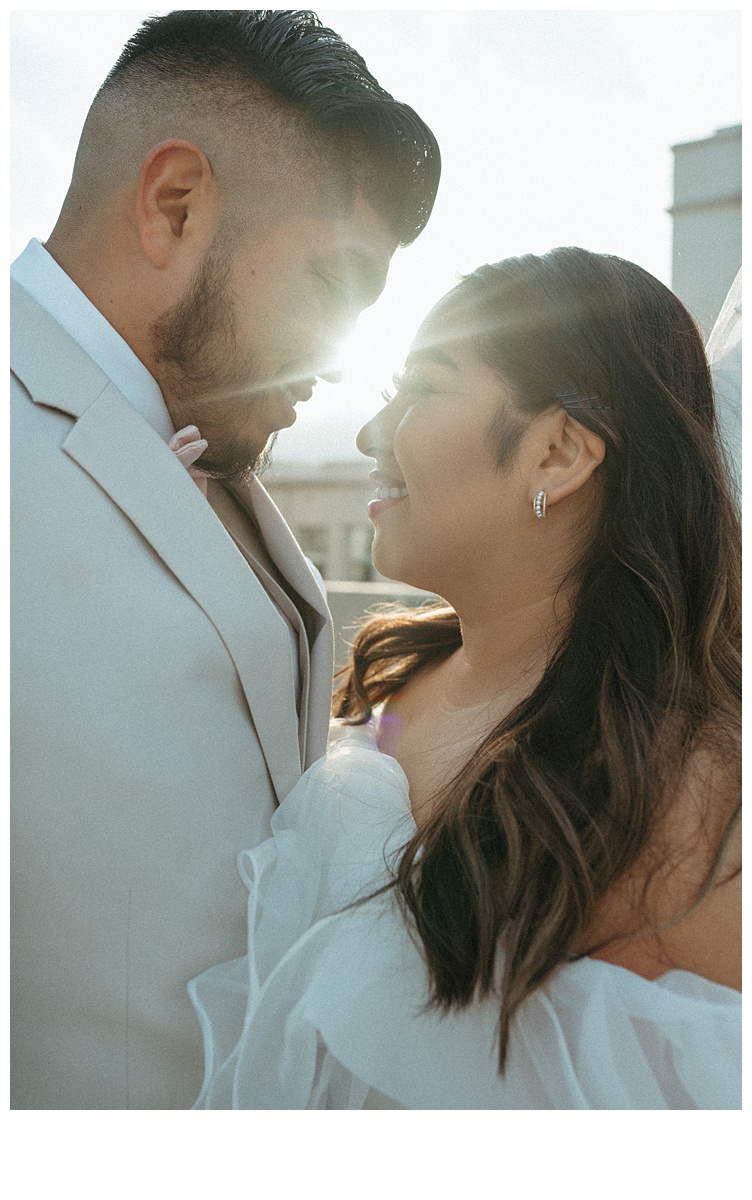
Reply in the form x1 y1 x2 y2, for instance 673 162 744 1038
189 248 741 1109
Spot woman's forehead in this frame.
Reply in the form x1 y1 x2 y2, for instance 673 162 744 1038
409 286 480 360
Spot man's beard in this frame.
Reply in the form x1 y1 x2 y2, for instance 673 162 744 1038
151 246 275 482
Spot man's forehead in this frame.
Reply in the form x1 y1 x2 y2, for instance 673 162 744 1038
344 190 399 260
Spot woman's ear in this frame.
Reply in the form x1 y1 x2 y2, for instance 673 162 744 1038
530 409 606 510
135 139 219 269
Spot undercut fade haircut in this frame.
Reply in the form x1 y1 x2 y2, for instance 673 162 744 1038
99 8 440 245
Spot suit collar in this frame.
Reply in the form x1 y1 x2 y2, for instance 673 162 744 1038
11 277 112 420
11 256 174 439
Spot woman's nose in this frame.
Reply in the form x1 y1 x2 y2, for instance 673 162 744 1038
356 403 392 459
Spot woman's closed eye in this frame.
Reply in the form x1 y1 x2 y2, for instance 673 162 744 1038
381 372 437 406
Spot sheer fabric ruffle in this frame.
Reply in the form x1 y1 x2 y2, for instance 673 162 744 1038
189 722 741 1109
707 267 742 489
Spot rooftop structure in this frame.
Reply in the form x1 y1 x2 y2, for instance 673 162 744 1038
670 124 741 335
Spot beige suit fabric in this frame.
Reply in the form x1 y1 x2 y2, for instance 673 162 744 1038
10 280 335 1109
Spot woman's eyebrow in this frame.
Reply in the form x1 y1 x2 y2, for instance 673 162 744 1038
406 348 461 371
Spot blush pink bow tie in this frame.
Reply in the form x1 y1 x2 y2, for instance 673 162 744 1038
169 426 209 497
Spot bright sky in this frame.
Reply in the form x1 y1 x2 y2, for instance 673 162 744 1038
10 5 742 464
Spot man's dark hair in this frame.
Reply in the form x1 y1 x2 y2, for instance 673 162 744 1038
100 9 440 246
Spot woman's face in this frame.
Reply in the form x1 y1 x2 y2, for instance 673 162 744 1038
356 291 536 597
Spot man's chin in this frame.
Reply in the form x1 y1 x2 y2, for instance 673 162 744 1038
198 431 278 484
250 431 278 478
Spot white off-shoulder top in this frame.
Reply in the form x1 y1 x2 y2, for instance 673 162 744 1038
188 720 741 1109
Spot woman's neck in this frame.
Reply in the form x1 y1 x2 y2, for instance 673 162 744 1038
437 585 573 713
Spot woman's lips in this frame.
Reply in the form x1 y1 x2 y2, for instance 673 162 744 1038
367 494 408 520
367 482 409 520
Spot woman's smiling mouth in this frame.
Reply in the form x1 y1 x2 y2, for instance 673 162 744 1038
374 484 409 499
368 471 409 519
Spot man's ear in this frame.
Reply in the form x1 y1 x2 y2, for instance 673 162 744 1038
530 409 606 510
135 140 219 269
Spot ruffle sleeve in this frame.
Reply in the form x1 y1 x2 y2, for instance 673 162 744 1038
189 723 741 1109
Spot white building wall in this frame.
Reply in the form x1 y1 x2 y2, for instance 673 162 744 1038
670 124 741 335
263 461 380 582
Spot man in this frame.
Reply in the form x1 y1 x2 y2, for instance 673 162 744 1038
10 9 439 1109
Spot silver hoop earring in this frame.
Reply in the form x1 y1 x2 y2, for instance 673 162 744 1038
533 490 548 520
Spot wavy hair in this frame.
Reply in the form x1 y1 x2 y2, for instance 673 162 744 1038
334 248 741 1068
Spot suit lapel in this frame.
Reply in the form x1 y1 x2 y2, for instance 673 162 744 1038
231 477 335 767
240 478 331 626
12 283 304 802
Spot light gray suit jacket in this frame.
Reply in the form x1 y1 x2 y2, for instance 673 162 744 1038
10 279 335 1109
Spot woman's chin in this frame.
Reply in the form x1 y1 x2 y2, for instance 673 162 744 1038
372 546 437 597
371 537 404 582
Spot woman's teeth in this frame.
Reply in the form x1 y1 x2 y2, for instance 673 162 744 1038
375 485 409 499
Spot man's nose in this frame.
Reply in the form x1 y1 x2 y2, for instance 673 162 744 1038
317 306 358 371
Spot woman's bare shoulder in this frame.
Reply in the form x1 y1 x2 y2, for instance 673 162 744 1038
585 741 741 989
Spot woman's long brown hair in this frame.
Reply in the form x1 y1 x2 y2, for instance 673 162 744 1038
334 248 741 1069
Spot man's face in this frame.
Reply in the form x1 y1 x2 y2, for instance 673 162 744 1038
151 190 397 480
